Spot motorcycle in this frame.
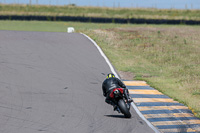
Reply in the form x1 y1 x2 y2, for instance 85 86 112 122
110 88 132 118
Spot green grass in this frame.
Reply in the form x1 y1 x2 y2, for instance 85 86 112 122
1 4 200 21
0 20 200 117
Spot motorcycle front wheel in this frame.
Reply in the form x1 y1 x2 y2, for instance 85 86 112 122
118 99 131 118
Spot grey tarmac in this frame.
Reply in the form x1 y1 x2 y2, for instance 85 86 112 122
0 30 155 133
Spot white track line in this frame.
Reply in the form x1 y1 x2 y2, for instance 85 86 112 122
81 33 119 79
81 33 160 133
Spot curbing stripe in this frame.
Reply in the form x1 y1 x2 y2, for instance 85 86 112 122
144 113 196 119
125 83 200 132
156 124 200 129
135 102 185 106
148 117 200 122
130 94 170 98
129 89 163 95
130 102 160 133
123 81 149 86
162 131 196 133
152 120 200 126
133 98 175 103
173 113 197 118
165 132 196 133
138 106 188 111
141 109 192 114
126 86 155 90
160 128 198 132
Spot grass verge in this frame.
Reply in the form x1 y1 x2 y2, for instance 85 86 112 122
0 20 200 117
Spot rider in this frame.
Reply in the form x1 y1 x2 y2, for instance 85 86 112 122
102 73 133 110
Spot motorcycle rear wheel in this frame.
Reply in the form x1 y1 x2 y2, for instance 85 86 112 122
118 99 131 118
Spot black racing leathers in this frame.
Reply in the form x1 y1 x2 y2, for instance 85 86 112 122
102 77 126 97
102 77 129 106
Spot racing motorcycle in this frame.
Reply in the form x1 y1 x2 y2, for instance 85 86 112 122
110 88 132 118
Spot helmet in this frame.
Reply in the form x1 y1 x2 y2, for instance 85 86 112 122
107 73 115 79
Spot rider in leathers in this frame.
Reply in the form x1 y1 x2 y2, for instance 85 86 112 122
102 73 133 110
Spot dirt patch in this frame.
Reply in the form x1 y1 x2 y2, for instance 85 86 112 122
118 71 135 80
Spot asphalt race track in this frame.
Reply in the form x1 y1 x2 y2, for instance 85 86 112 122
0 31 155 133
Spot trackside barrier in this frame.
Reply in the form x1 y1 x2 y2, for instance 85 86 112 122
1 15 200 25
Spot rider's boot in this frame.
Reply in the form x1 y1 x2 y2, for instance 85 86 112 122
124 88 133 103
127 98 133 103
109 101 118 111
113 105 118 111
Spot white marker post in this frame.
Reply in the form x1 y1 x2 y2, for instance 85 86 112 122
67 27 75 33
